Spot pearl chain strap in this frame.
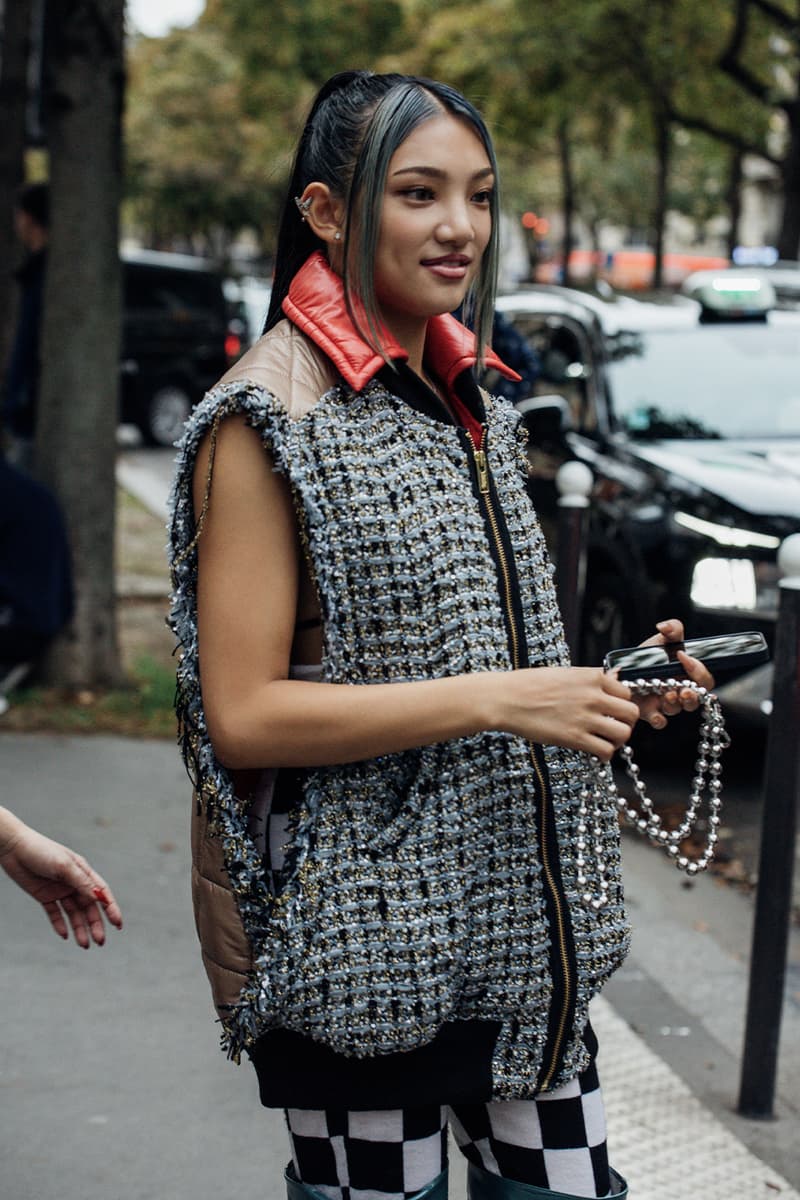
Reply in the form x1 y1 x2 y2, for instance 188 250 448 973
577 678 730 909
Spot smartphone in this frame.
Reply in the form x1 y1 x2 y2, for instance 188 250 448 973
603 630 770 681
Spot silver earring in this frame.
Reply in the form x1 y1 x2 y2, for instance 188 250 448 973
294 195 313 220
334 230 342 242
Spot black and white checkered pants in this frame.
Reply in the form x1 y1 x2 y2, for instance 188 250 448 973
285 1060 609 1200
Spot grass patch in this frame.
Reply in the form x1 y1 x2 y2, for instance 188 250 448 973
0 655 177 740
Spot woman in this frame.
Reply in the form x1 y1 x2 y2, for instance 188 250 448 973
168 71 711 1200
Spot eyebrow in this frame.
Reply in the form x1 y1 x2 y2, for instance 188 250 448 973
390 165 495 181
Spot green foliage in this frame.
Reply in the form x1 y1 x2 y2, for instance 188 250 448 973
1 656 176 739
123 0 799 261
125 25 288 251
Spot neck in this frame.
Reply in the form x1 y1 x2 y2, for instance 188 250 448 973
379 311 428 377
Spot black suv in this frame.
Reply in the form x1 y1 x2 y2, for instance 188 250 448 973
121 250 233 446
493 278 800 721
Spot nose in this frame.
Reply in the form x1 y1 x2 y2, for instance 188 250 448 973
435 200 476 245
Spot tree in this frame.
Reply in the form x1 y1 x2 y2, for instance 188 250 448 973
35 0 125 688
398 0 779 282
716 0 800 258
125 26 286 257
0 0 33 371
619 0 796 256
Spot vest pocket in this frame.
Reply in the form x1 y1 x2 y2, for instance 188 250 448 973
261 813 471 1057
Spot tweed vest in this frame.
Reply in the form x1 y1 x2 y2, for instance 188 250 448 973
168 318 630 1100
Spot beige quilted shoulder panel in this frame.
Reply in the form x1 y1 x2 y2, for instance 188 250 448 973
217 319 339 420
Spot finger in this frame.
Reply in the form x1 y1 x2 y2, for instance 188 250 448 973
636 696 669 729
677 651 714 690
85 907 108 945
72 895 109 946
582 732 625 762
594 714 636 749
656 618 685 643
660 691 683 717
89 876 123 930
60 857 123 933
42 899 70 940
61 895 93 949
603 671 633 701
601 692 640 728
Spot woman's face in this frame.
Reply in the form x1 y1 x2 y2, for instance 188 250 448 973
372 112 494 341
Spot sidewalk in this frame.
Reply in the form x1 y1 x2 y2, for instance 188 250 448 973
1 730 798 1199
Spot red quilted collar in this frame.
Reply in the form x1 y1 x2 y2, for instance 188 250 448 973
282 251 520 392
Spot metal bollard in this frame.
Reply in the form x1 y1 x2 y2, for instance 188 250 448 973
737 532 800 1118
555 460 593 660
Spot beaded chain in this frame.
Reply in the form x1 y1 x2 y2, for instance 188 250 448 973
576 679 730 909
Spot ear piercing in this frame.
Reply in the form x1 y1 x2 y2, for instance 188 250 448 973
294 195 313 220
334 231 342 241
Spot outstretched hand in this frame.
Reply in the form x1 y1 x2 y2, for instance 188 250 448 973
0 808 123 948
629 618 716 731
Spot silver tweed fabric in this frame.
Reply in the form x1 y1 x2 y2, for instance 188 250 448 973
167 377 630 1098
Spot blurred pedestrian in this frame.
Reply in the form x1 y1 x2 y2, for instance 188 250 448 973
168 70 711 1200
0 451 73 695
0 805 122 948
2 182 49 471
456 303 542 403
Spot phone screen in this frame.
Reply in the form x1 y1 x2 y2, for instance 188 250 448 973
604 631 768 677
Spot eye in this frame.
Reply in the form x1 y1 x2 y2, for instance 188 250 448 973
400 186 435 202
472 188 494 205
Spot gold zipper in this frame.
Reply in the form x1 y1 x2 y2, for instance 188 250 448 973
533 736 573 1090
467 429 572 1091
468 435 520 670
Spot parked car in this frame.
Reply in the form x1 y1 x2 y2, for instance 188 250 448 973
492 277 800 721
121 250 237 446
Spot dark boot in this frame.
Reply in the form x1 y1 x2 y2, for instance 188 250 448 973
285 1163 449 1200
467 1160 628 1200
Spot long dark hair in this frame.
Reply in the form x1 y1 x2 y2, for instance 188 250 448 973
265 70 500 364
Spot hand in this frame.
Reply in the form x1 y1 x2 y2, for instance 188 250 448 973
631 618 716 731
0 808 123 948
499 665 641 762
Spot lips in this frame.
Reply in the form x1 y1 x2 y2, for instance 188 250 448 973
420 254 473 279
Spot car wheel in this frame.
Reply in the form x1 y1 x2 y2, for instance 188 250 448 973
579 572 634 666
143 385 192 447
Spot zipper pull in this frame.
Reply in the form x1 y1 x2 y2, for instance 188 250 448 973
474 446 490 493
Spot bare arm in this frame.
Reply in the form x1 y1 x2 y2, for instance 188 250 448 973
194 418 704 769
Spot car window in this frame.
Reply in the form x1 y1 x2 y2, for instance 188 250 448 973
607 319 800 438
124 265 226 319
504 314 597 432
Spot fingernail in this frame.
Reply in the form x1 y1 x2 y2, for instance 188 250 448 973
92 887 108 903
656 620 671 630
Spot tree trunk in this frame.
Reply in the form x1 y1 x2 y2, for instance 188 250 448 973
558 117 576 288
726 147 744 259
35 0 125 688
0 0 33 372
777 97 800 260
651 107 671 290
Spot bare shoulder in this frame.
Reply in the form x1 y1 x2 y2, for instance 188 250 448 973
192 411 282 526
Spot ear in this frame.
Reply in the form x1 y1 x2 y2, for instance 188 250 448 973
297 182 345 248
